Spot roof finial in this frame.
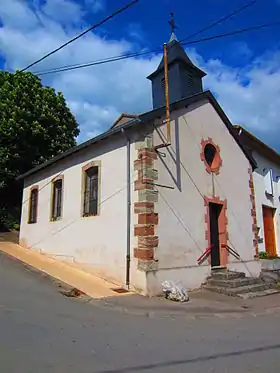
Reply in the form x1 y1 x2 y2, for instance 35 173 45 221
168 12 178 43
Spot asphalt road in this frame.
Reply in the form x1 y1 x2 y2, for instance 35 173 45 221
1 251 280 373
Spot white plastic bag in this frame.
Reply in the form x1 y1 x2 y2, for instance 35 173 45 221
162 280 189 302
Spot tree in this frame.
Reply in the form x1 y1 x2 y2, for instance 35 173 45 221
0 71 79 229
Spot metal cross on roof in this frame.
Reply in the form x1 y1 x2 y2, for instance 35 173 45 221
168 12 177 34
168 12 178 43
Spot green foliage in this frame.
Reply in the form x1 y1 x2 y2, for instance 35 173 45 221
259 251 279 260
0 70 79 230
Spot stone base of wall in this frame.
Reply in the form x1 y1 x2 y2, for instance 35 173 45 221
260 259 280 271
145 265 212 296
142 260 262 296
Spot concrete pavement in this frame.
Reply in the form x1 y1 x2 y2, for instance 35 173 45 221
2 237 280 319
0 240 132 299
1 250 280 372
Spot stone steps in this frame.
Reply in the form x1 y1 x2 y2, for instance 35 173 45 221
206 277 262 288
204 282 269 297
260 270 280 284
203 269 279 298
208 270 245 281
237 288 280 300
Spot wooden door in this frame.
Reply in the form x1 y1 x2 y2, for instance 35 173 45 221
262 206 276 255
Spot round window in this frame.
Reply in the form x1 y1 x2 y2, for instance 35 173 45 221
201 139 222 174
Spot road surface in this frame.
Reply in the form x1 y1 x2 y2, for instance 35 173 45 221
1 251 280 373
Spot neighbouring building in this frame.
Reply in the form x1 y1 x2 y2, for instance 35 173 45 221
233 126 280 257
18 34 261 296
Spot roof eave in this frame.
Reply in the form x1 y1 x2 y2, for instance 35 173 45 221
17 90 257 181
17 118 141 181
233 125 280 166
147 59 206 80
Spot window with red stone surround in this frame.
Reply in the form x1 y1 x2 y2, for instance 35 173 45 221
204 196 228 266
200 138 222 175
248 167 259 258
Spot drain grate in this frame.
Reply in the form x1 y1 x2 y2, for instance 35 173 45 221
111 287 129 294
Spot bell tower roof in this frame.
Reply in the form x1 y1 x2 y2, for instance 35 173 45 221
146 13 206 109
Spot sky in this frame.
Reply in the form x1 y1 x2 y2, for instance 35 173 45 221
0 0 280 150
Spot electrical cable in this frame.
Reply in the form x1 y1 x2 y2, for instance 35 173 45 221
35 20 280 76
19 0 139 72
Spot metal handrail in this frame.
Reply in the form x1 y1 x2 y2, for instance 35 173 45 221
197 244 213 264
222 243 240 260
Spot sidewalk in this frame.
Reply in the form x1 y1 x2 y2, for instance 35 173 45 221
1 236 280 318
0 240 132 300
91 288 280 318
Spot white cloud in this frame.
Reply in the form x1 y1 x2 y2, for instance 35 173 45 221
42 0 84 25
0 0 159 141
189 49 280 146
86 0 106 13
0 0 279 150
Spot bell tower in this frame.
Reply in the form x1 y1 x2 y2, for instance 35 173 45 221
147 13 206 109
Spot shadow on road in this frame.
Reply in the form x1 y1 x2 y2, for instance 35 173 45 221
98 343 280 373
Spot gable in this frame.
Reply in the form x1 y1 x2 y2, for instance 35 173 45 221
110 113 138 129
18 90 256 182
181 100 253 169
203 94 257 169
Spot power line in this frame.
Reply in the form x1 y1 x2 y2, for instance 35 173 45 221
180 0 258 42
36 50 155 75
19 0 139 72
36 20 280 76
34 0 258 76
182 20 280 46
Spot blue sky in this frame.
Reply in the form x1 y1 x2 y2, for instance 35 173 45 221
0 0 280 150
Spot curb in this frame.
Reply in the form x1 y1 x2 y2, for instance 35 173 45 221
86 297 280 319
0 242 129 299
2 246 280 320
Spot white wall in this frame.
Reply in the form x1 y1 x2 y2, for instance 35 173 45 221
252 152 280 255
149 100 259 293
20 134 141 287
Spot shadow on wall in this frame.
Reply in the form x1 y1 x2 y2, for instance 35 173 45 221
155 118 182 191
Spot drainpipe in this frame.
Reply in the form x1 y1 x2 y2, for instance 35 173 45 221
121 128 131 290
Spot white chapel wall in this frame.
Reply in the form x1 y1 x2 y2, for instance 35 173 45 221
148 100 259 293
19 135 139 286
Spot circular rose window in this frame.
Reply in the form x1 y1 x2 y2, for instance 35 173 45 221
201 138 222 174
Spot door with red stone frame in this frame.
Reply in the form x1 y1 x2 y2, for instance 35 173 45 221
262 206 277 256
206 199 228 267
209 203 222 267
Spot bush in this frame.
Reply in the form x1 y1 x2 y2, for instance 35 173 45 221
259 251 279 260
